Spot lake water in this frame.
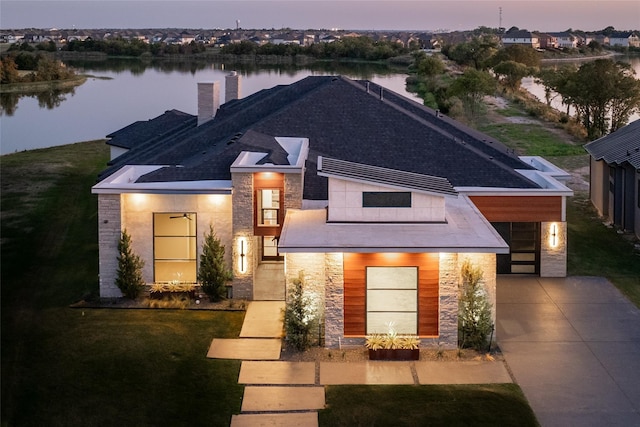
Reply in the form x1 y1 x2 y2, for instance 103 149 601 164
2 55 639 155
0 59 420 155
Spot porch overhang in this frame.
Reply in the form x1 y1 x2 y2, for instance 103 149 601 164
279 195 509 254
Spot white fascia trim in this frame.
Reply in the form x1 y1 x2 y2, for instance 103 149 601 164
229 139 309 174
519 156 572 180
279 246 509 254
91 165 232 194
457 183 573 197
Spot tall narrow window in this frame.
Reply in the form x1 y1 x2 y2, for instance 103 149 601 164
258 189 280 226
153 213 197 282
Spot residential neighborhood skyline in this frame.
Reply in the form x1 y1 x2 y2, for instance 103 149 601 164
2 1 639 32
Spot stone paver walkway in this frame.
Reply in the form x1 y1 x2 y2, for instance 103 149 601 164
211 300 514 427
239 361 316 384
207 338 282 360
240 301 285 338
241 386 326 412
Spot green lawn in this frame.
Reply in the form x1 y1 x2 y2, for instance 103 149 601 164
1 142 244 426
320 384 538 427
567 194 640 307
480 123 585 156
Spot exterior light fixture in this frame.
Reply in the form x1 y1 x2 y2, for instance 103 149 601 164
238 237 247 273
550 223 558 248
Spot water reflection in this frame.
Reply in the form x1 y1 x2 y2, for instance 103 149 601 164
0 86 77 116
1 57 412 154
64 57 399 79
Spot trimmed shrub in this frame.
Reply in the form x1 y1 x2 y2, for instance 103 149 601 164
115 229 145 299
458 259 494 350
198 225 232 301
284 271 318 351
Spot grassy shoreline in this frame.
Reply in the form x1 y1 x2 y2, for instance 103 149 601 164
0 74 88 93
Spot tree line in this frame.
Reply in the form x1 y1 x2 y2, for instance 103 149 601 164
1 53 76 84
408 34 640 140
63 38 206 56
220 36 411 61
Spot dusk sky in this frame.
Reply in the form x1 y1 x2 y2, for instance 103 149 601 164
1 1 638 32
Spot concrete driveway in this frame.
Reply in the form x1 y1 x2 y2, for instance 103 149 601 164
497 276 640 427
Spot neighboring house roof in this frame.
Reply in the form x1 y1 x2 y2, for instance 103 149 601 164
99 76 539 199
584 119 640 169
106 109 196 150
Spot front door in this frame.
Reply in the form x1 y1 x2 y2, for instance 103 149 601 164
262 236 283 261
493 222 540 274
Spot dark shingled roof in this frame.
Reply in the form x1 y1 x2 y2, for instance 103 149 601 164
99 76 540 199
584 119 640 169
106 109 196 150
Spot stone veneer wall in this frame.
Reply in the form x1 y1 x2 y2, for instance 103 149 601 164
98 194 122 298
540 221 568 277
284 253 330 344
232 172 254 299
284 174 303 211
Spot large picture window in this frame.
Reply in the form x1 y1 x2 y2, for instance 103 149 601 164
257 189 280 226
366 266 418 334
153 213 197 282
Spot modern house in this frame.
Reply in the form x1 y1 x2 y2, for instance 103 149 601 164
92 74 573 348
584 119 640 239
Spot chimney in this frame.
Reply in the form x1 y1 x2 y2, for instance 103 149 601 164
197 81 220 126
225 71 241 103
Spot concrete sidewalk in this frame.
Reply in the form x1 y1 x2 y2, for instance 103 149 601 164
497 276 640 426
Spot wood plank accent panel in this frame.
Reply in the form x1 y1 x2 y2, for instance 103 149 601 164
469 196 562 222
343 253 439 337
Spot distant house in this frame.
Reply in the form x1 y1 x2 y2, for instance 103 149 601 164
501 30 540 49
608 31 640 48
92 74 573 350
584 120 640 238
548 32 579 48
538 33 558 49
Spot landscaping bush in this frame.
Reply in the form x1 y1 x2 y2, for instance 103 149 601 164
284 271 318 351
458 259 494 351
197 225 232 301
115 229 145 299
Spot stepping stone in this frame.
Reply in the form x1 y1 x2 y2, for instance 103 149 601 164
320 361 415 385
415 361 513 384
240 301 285 338
241 386 325 412
231 412 318 427
206 338 281 360
239 361 316 384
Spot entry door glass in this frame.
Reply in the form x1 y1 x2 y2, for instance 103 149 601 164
262 236 283 260
493 222 539 274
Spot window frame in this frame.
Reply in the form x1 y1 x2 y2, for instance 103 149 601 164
365 266 418 335
152 212 197 283
362 191 412 208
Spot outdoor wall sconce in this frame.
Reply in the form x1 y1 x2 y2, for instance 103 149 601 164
238 237 247 273
550 223 558 248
